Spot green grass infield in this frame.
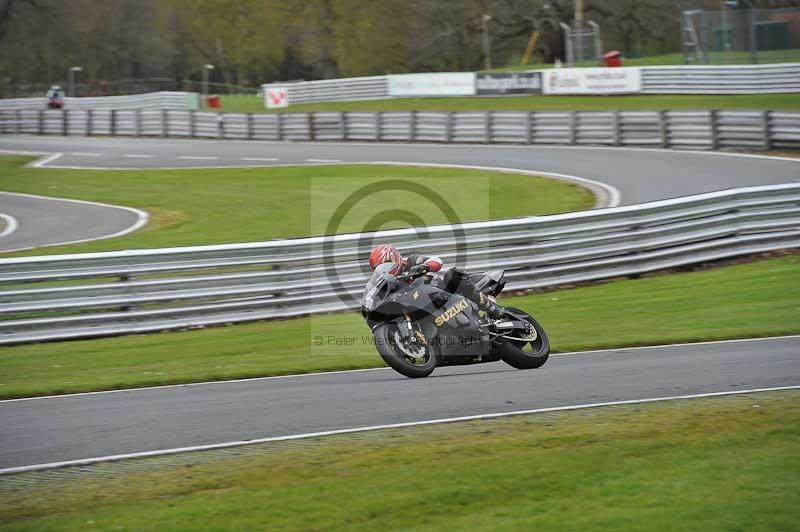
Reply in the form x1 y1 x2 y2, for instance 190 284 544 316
217 93 800 114
0 156 593 256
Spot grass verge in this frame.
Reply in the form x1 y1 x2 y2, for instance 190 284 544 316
1 390 798 531
0 156 593 256
217 93 800 114
0 253 797 399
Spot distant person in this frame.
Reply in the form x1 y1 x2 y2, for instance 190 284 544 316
46 85 64 109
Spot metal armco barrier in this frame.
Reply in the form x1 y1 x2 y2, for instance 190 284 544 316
261 64 800 103
0 184 798 345
0 91 199 111
1 109 799 150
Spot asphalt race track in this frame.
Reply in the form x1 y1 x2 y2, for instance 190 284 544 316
0 191 146 252
1 337 798 470
0 135 798 472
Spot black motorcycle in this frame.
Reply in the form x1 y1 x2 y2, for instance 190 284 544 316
361 263 550 378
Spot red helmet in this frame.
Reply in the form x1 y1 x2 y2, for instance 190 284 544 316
369 244 402 272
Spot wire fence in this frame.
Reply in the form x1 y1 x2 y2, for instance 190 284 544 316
683 7 800 65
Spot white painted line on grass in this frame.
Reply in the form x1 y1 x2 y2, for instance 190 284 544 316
241 157 279 162
178 156 220 160
3 335 797 404
2 384 797 475
0 191 149 253
0 213 18 238
70 152 102 157
305 158 342 163
123 154 154 159
27 152 63 167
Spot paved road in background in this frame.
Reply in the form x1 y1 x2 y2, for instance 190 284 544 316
1 337 798 469
2 136 800 207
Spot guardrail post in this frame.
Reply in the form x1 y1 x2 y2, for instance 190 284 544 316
445 112 453 143
61 109 68 136
308 112 315 141
246 113 254 140
524 111 533 144
85 109 93 136
374 111 381 141
569 111 577 145
409 111 416 142
659 110 669 149
612 111 621 146
14 109 21 135
110 110 117 136
217 114 224 139
276 112 283 141
709 109 719 150
339 112 346 140
484 111 491 144
761 110 772 151
134 109 142 137
162 109 168 137
189 110 196 138
37 109 44 135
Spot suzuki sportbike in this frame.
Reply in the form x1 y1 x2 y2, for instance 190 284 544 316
361 263 550 378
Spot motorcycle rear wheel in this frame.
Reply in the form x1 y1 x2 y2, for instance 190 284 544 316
495 307 550 370
373 323 436 378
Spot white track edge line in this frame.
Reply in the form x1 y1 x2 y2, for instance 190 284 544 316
2 385 798 475
2 335 797 404
0 214 18 239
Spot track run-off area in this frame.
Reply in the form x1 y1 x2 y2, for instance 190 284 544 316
0 135 798 472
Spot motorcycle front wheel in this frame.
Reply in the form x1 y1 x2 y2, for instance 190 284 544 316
373 323 436 378
494 307 550 370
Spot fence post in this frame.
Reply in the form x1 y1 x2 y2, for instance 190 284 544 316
374 111 381 141
217 114 224 139
61 109 68 136
14 109 21 135
339 112 346 140
134 109 142 137
445 112 453 143
308 113 315 141
568 111 577 145
37 110 44 135
246 113 254 140
162 109 168 137
409 111 416 142
761 110 772 151
188 110 195 138
85 109 93 136
484 111 492 144
276 113 283 141
524 111 533 144
612 111 621 146
709 109 719 150
659 110 669 149
110 110 117 137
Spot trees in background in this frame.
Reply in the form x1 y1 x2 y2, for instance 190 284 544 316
0 0 682 96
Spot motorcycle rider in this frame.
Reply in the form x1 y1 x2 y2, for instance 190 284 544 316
368 243 505 319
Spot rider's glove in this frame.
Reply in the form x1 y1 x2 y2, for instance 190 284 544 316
408 264 430 276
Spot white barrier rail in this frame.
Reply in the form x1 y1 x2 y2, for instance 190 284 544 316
0 92 200 111
0 184 797 345
2 109 798 150
260 64 800 104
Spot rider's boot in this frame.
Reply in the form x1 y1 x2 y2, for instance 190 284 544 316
478 293 505 320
